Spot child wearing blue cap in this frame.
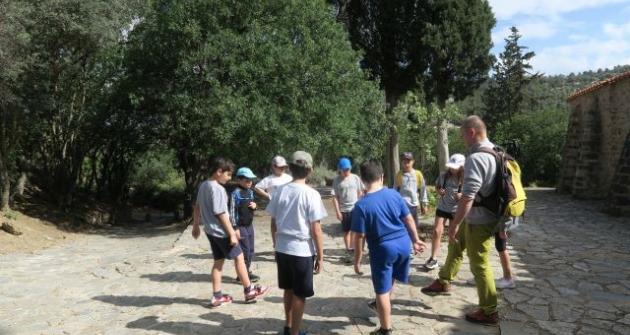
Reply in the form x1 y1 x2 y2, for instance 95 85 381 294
332 157 364 257
230 167 260 282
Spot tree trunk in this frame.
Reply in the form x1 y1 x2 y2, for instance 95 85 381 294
0 169 10 211
436 118 449 173
385 89 401 187
15 172 26 196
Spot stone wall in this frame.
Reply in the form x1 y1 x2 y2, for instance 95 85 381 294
609 132 630 215
560 75 630 212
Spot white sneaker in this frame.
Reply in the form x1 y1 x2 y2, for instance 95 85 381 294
495 277 516 289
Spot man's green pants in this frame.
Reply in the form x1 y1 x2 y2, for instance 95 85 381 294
438 222 498 315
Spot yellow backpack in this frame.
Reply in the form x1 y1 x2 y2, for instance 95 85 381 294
475 147 527 217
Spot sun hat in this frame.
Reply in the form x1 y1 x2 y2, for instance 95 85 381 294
272 155 288 167
236 167 257 179
445 154 466 169
338 157 352 170
290 151 313 169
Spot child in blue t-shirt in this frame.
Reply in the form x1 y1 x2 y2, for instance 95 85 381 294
351 160 426 335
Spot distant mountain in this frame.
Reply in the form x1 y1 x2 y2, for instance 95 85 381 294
458 64 630 115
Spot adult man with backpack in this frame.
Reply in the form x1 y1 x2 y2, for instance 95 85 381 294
421 115 517 325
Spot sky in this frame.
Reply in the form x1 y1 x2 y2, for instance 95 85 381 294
488 0 630 75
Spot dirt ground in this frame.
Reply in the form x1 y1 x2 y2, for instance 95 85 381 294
0 210 77 255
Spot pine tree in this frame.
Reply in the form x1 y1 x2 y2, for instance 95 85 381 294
484 26 540 132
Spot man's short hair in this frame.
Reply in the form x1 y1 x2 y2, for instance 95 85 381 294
209 157 235 175
461 115 487 132
359 159 383 184
289 163 311 179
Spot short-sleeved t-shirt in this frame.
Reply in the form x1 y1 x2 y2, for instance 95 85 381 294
350 188 410 248
395 170 428 207
266 183 328 257
196 180 233 238
436 172 461 213
332 173 363 212
463 139 500 225
255 173 292 198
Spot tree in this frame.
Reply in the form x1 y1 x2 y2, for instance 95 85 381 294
483 26 540 132
17 0 138 208
345 0 430 184
344 0 494 180
126 0 386 217
421 0 495 171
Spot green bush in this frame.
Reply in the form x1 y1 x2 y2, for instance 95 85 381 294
494 108 568 186
308 165 337 187
129 150 185 212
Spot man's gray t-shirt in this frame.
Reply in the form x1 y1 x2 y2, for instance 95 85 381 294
196 180 232 237
266 183 328 257
332 173 363 212
462 139 500 225
436 172 461 213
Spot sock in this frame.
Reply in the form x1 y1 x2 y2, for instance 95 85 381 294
213 291 222 299
283 326 291 335
245 284 253 293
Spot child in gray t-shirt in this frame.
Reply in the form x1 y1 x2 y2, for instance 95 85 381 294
192 157 269 307
423 154 465 271
332 157 364 255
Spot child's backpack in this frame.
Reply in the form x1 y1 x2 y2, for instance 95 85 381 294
474 147 526 218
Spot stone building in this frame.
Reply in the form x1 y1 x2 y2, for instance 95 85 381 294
559 71 630 215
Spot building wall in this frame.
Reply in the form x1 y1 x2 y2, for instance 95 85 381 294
560 77 630 209
609 132 630 215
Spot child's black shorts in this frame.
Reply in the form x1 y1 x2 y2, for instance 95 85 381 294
207 233 243 260
435 209 454 220
341 212 352 232
275 252 314 298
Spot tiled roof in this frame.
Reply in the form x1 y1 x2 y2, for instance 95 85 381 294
567 71 630 102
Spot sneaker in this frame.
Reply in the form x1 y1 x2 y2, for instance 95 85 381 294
245 284 270 303
249 272 260 283
423 258 439 270
495 277 516 289
421 279 451 295
367 299 377 313
369 328 393 335
465 309 498 325
282 326 290 335
207 294 233 308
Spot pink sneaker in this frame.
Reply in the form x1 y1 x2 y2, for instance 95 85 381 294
244 284 270 303
207 294 233 308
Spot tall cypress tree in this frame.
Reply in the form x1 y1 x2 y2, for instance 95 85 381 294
484 26 540 132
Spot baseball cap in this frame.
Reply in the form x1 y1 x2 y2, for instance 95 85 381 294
290 151 313 169
401 152 414 160
338 157 351 170
236 167 257 179
445 154 466 169
272 155 288 167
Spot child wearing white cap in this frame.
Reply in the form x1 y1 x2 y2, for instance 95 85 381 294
255 155 293 200
423 153 465 270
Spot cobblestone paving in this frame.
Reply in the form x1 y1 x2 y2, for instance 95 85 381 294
1 189 628 334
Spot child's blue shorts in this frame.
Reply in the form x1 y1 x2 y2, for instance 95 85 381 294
369 235 412 294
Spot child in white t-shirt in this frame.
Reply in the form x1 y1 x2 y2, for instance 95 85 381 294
255 155 293 200
267 151 327 335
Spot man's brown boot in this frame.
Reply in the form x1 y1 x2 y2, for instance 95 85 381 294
420 279 451 295
465 309 498 325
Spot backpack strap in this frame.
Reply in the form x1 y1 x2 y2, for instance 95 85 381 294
415 169 424 190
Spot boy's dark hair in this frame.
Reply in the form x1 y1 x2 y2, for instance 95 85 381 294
359 159 384 183
209 157 235 175
289 163 311 179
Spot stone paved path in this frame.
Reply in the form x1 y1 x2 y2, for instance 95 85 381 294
1 189 628 334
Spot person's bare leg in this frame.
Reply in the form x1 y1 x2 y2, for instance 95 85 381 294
284 289 293 330
344 230 352 251
211 259 225 293
375 291 392 330
431 217 446 260
290 295 306 335
234 253 251 288
499 250 513 279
